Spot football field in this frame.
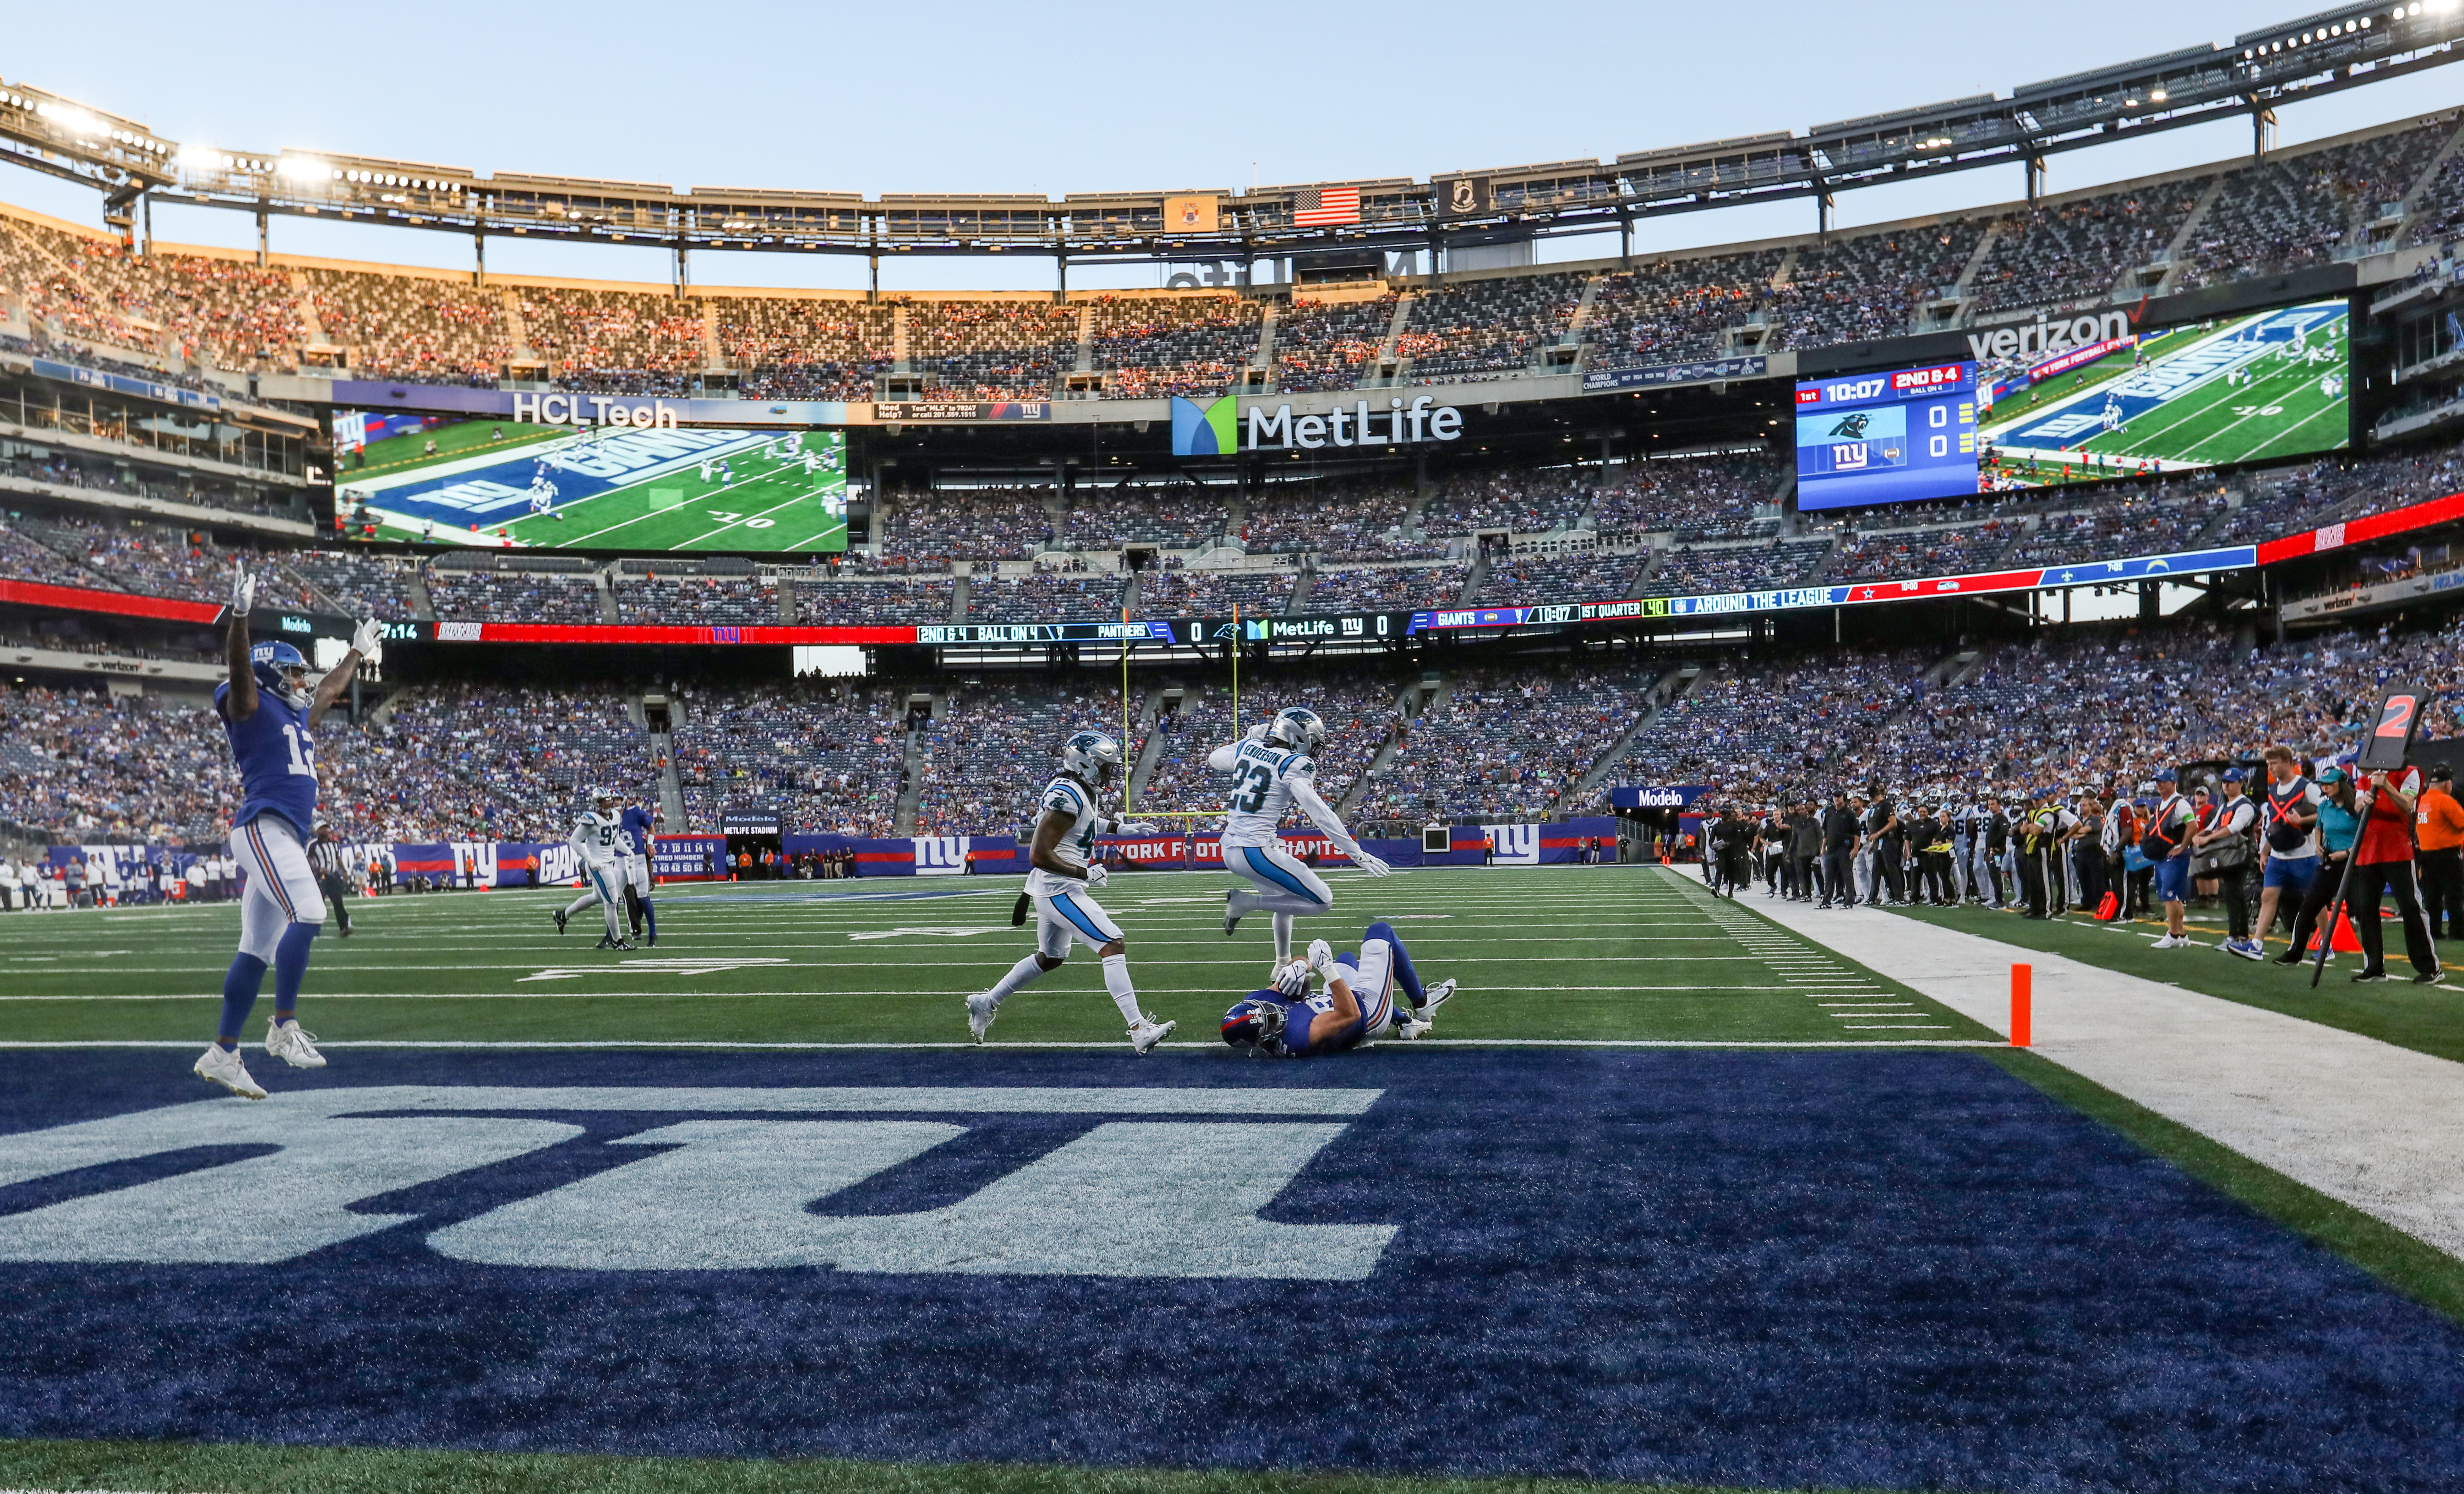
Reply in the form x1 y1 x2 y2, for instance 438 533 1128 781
342 420 849 554
1982 300 2349 483
5 867 2464 1494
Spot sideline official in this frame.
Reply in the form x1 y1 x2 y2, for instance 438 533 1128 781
2416 764 2464 940
307 823 352 938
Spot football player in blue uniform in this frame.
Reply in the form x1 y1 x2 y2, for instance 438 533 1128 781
1219 921 1459 1058
194 565 378 1099
618 796 658 945
966 730 1176 1053
1210 706 1390 974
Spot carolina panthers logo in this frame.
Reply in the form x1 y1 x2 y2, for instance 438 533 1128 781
1828 412 1873 439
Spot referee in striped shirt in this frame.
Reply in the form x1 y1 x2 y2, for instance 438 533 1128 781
307 824 353 938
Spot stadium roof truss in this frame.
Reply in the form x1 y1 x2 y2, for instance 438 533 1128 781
1 2 2458 263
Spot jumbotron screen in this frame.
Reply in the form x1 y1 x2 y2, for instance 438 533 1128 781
1975 298 2349 490
1793 362 1979 510
331 412 847 553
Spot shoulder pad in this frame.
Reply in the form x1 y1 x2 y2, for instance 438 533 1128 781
1283 754 1316 777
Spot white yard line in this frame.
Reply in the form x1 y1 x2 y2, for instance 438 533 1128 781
1724 874 2464 1263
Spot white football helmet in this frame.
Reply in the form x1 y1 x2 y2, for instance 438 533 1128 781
1060 730 1124 788
1268 707 1326 755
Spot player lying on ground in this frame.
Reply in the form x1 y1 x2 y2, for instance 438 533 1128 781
194 566 378 1099
967 730 1177 1053
1219 921 1459 1058
553 788 636 951
1212 706 1390 973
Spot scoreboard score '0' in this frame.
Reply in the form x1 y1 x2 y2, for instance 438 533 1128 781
1794 361 1978 511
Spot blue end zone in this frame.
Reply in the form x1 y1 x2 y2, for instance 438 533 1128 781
2 1049 2461 1489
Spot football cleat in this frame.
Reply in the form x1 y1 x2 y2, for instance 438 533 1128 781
1419 977 1459 1017
1222 889 1245 937
966 990 999 1043
1128 1016 1176 1055
553 908 568 935
1398 1017 1434 1040
264 1019 326 1069
194 1044 266 1099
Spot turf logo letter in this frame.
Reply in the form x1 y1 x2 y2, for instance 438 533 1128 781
430 1118 1395 1278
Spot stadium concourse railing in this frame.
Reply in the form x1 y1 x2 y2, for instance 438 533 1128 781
7 485 2464 646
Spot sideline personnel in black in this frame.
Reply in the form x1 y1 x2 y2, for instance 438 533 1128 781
1820 790 1858 910
306 823 352 938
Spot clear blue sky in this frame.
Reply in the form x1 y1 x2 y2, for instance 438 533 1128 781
2 0 2454 292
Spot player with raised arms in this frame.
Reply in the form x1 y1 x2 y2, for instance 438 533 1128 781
193 565 378 1099
1219 921 1459 1059
1213 706 1390 972
552 787 634 950
966 730 1176 1053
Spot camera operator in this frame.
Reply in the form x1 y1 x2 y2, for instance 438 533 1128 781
2192 769 2260 959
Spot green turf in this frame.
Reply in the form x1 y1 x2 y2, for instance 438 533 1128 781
1880 898 2464 1064
1980 308 2349 485
0 867 2000 1048
346 416 569 478
0 1437 1888 1494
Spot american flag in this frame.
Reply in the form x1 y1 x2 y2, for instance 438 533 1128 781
1292 185 1361 227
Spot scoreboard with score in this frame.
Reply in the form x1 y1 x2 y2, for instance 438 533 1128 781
1794 361 1979 511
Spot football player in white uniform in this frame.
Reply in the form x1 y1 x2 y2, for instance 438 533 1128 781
1210 706 1390 971
552 787 633 950
966 731 1175 1053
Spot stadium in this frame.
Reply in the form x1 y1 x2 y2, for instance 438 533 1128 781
9 3 2464 1489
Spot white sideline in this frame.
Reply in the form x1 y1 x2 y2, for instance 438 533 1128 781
1730 879 2464 1262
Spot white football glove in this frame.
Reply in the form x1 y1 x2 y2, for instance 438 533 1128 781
1272 960 1313 998
350 617 382 657
1081 863 1109 890
1112 820 1158 836
227 564 256 616
1353 850 1392 877
1306 938 1336 975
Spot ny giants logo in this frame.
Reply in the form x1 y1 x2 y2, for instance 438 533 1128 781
0 1087 1393 1279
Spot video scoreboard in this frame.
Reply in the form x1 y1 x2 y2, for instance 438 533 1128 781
1794 362 1977 511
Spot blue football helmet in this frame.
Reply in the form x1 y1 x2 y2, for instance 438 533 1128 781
1220 993 1290 1055
249 640 311 708
1060 729 1123 788
1269 706 1325 755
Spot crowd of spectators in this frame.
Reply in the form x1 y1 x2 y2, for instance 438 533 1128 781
1590 450 1784 539
792 577 956 624
1088 294 1261 399
1400 275 1584 379
1966 181 2209 315
1299 562 1468 612
1582 251 1783 371
1067 484 1230 549
1776 223 1983 345
910 300 1079 401
1274 295 1395 393
1478 551 1644 605
718 298 893 403
967 572 1124 624
1419 469 1592 536
1239 477 1434 559
428 570 603 624
910 680 1134 838
614 575 778 627
1365 662 1650 822
672 682 907 837
2 444 290 521
881 487 1055 562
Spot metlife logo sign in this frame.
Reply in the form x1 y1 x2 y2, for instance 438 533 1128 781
1169 396 1465 456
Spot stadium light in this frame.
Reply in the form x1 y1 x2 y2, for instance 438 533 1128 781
279 154 329 183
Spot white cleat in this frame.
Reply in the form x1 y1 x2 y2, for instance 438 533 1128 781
1398 1018 1434 1040
1419 977 1459 1016
966 990 999 1044
264 1018 327 1069
1128 1016 1177 1055
194 1043 267 1099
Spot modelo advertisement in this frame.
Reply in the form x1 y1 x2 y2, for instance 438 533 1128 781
330 411 848 553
